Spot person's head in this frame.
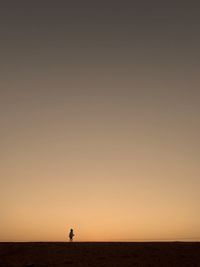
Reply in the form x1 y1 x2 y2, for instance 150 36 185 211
70 228 73 232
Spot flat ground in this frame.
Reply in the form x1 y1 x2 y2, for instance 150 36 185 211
0 242 199 267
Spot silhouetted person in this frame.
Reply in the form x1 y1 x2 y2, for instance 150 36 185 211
69 228 74 242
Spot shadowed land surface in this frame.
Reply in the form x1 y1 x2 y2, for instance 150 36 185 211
0 242 200 267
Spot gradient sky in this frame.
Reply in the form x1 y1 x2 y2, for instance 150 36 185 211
1 1 200 241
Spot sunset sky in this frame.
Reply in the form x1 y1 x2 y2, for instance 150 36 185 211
1 1 200 241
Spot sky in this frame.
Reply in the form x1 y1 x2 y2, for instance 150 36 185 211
0 1 200 241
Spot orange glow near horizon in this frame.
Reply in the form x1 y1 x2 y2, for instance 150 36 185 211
1 82 200 242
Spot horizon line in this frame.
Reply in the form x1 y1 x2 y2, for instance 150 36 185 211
1 238 200 243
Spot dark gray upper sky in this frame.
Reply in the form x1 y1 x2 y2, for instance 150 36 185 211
1 1 200 76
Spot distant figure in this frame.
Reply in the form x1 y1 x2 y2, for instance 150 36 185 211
69 228 74 242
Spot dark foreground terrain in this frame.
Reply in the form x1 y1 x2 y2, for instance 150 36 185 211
0 242 200 267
